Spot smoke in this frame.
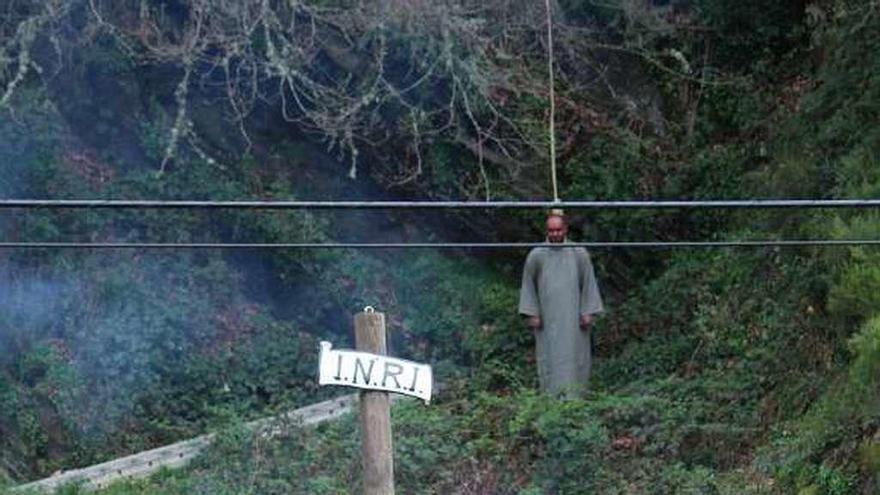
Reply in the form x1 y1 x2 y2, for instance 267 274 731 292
0 249 254 449
0 266 70 369
0 29 508 481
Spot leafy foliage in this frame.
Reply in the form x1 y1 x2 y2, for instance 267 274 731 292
2 0 880 494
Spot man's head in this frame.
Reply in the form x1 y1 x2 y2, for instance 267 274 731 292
545 213 567 243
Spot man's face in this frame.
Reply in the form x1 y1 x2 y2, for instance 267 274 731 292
546 215 567 243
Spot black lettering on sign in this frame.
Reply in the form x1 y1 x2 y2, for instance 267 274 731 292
382 362 404 389
408 366 421 392
333 353 344 380
353 357 375 385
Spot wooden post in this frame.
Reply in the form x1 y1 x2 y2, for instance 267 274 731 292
354 309 395 495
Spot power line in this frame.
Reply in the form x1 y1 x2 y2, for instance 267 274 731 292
2 199 880 209
1 240 879 249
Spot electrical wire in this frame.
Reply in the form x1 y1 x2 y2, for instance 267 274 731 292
1 240 879 249
4 199 879 248
3 199 880 209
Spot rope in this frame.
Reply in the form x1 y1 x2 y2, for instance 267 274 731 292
545 0 560 203
1 240 879 249
4 199 880 209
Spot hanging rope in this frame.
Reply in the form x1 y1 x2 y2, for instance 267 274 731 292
545 0 560 203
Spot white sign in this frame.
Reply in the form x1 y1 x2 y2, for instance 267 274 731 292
318 341 433 403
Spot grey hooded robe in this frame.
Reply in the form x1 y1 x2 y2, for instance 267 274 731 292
518 244 604 398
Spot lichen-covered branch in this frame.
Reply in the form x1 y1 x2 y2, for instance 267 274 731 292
2 0 725 191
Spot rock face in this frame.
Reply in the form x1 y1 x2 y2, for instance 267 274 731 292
34 36 150 170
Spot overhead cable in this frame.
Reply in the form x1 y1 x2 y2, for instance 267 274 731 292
3 199 880 209
1 240 879 249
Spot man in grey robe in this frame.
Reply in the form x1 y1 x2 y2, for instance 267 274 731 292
518 211 604 398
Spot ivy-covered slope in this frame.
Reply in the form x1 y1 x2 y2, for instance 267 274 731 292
1 1 879 494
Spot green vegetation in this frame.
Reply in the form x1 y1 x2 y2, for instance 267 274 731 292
1 0 879 493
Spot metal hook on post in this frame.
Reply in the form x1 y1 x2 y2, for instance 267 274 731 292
363 306 375 314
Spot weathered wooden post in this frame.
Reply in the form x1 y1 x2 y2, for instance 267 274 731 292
354 308 395 495
318 307 431 494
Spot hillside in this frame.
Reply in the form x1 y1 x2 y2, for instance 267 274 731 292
1 1 879 493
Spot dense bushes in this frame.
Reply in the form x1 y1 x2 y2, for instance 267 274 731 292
3 1 880 493
757 317 880 494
